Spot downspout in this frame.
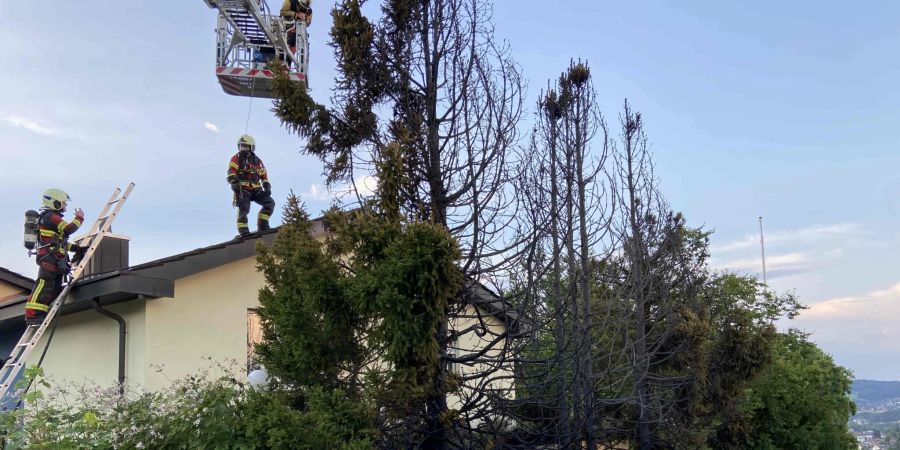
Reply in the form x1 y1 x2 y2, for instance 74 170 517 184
92 298 126 395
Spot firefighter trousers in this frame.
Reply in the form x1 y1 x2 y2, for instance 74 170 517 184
236 189 275 233
25 254 67 320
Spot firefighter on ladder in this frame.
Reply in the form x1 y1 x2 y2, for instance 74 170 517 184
25 189 88 325
228 134 275 237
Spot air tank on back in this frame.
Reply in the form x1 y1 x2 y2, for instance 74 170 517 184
24 210 40 251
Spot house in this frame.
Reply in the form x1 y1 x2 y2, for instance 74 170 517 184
0 267 33 299
0 222 516 408
0 267 34 355
0 267 35 408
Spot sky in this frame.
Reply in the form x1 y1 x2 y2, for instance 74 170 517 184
1 1 899 379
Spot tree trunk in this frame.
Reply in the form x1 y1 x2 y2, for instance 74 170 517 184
624 106 653 450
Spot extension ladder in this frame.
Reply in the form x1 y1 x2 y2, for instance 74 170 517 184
0 183 135 401
214 0 276 46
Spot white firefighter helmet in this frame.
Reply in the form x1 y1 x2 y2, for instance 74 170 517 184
41 188 70 211
237 134 256 151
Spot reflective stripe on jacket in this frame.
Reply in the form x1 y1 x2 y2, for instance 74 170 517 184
227 152 269 191
37 210 81 257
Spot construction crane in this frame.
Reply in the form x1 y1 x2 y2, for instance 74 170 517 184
202 0 309 98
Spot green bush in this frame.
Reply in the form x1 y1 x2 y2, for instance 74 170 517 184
0 366 374 450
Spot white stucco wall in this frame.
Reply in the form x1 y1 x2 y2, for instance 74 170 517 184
143 256 263 390
27 299 147 390
23 256 264 392
448 304 515 413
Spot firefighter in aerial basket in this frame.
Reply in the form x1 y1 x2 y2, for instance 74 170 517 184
281 0 312 27
280 0 312 67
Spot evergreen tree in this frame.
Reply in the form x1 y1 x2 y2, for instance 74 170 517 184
255 197 365 393
271 0 524 446
255 154 462 447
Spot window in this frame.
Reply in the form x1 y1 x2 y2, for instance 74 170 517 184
247 309 263 372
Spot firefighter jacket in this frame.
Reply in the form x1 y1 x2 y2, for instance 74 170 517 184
227 152 269 191
36 209 82 258
281 0 312 24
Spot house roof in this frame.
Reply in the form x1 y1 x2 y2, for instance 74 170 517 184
463 280 520 332
121 223 319 281
0 218 518 329
0 225 310 327
0 267 33 291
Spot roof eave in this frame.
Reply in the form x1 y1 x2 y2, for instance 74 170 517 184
0 267 34 291
0 273 173 329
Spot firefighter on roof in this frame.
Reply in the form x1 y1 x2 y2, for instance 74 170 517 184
25 189 88 325
228 134 275 237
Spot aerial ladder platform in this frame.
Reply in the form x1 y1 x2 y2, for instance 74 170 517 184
0 183 135 402
202 0 309 98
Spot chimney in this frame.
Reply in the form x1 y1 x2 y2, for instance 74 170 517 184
82 234 130 277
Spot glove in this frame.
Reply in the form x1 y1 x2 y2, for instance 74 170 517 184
57 257 70 274
231 182 241 193
71 244 88 265
74 208 85 221
263 182 272 196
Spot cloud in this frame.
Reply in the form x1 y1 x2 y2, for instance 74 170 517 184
802 282 900 321
711 223 863 253
713 252 813 279
788 282 900 378
724 252 808 270
792 282 900 362
353 175 378 197
304 176 379 203
1 112 126 145
306 184 331 202
3 115 58 136
203 121 220 133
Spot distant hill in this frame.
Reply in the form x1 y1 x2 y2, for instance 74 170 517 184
852 379 900 404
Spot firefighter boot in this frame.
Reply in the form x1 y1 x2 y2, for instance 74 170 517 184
237 208 251 238
25 315 46 326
